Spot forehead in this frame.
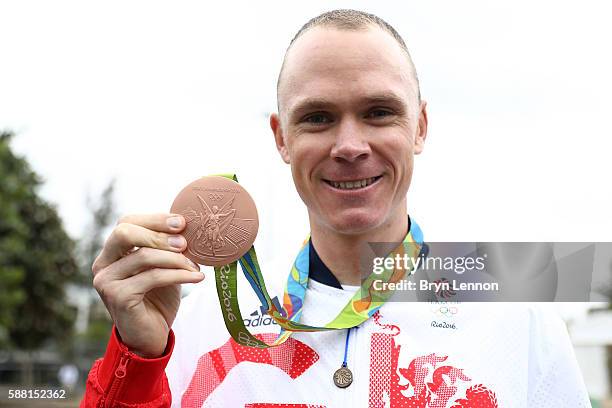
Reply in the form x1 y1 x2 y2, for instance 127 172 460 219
279 26 417 113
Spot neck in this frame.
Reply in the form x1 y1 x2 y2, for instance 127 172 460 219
309 210 409 286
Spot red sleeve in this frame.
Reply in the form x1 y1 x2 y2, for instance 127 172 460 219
80 326 174 408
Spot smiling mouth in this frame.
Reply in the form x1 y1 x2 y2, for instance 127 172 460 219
323 176 382 190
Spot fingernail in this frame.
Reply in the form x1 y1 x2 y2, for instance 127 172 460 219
187 258 200 271
191 272 204 279
167 216 183 229
168 235 185 249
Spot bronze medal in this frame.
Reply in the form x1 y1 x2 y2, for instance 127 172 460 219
170 176 259 266
333 364 353 388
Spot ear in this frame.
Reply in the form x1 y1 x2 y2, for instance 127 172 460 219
270 113 290 164
414 100 428 155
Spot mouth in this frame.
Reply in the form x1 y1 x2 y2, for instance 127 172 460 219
322 175 383 191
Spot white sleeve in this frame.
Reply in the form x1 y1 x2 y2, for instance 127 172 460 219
527 304 591 407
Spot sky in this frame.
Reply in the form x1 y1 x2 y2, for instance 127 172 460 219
1 0 612 271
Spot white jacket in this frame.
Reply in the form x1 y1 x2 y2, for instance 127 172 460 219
167 257 591 408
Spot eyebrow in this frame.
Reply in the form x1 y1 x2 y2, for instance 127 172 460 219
361 92 407 107
288 92 407 118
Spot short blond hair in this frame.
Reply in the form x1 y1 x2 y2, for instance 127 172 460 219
277 9 421 104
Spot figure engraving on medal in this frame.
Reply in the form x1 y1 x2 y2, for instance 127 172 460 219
171 176 259 266
182 193 256 262
198 195 235 250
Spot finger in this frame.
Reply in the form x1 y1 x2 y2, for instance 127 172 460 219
117 213 186 234
93 222 187 272
105 247 200 280
126 268 205 294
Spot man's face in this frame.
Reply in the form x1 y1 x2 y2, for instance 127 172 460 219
271 26 427 235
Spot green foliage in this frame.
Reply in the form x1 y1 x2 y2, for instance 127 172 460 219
0 131 79 350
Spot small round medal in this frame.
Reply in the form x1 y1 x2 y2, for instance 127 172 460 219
333 364 353 388
170 176 259 266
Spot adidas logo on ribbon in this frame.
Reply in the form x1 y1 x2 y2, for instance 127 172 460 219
243 296 284 328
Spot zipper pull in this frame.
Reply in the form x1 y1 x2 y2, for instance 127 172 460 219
115 355 129 378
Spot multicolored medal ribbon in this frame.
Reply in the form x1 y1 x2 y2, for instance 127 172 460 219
171 174 424 348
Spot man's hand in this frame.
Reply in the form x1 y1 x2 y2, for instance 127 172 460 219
92 213 203 358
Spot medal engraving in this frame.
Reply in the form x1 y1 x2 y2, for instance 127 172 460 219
333 365 353 388
171 176 258 266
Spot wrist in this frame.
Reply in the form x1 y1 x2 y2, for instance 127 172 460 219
115 326 169 359
131 344 167 359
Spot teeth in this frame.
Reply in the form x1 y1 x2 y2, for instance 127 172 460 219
329 177 377 190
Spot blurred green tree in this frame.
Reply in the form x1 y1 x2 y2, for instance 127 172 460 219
0 131 79 380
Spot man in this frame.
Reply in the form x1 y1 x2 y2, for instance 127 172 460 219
81 9 590 407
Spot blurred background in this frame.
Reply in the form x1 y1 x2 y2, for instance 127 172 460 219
1 0 611 406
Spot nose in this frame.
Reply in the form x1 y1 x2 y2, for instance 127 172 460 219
330 119 371 163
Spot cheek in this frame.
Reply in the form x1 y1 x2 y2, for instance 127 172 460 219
381 136 414 171
288 149 317 197
290 139 329 176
